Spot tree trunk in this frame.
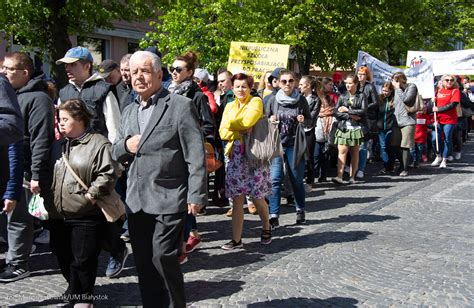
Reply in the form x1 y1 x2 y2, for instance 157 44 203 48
45 0 71 89
296 46 312 75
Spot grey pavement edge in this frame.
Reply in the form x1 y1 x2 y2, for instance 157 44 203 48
1 136 473 307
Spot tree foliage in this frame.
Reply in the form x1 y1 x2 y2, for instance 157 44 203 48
0 0 164 87
143 0 473 74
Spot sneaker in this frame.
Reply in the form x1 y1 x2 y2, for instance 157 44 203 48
431 156 442 166
0 264 30 282
106 246 129 278
355 170 364 179
296 210 306 225
447 156 454 161
178 252 188 265
221 239 243 250
440 159 447 169
260 229 272 245
304 183 312 193
454 152 462 160
348 178 356 184
247 203 257 215
399 170 409 177
331 177 344 185
34 230 49 244
269 217 280 230
185 235 202 253
225 208 233 217
120 230 130 242
196 206 207 216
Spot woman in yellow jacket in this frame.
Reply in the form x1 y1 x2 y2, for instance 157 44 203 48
219 73 272 250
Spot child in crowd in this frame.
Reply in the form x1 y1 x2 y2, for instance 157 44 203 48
411 106 431 167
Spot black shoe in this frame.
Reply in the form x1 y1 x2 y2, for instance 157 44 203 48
221 239 243 250
269 217 280 230
296 210 306 225
0 264 30 282
285 196 295 207
260 229 272 245
316 177 328 183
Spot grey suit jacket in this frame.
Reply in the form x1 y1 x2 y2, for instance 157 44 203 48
113 88 208 215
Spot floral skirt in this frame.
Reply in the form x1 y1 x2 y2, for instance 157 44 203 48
225 142 272 200
334 128 364 146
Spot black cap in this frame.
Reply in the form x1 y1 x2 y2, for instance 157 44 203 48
98 59 119 78
270 67 285 78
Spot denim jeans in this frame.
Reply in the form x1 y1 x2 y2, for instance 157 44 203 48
314 141 329 179
378 130 395 169
269 146 305 217
432 123 454 158
358 142 368 173
410 143 425 165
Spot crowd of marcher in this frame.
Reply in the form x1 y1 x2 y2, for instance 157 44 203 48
1 46 473 308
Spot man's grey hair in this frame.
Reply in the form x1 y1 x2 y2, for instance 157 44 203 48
130 51 162 73
120 53 132 65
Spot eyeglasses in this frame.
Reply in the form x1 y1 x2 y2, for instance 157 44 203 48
169 66 183 73
1 65 22 73
280 79 295 85
444 79 454 82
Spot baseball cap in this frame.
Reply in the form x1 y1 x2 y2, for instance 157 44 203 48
56 46 93 64
98 59 119 78
194 68 210 83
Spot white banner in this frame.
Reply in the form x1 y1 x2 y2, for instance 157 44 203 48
406 49 474 76
357 51 435 99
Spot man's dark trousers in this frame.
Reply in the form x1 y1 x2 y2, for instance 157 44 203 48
128 210 186 308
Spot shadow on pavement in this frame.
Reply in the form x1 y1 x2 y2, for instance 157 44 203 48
310 214 399 225
186 279 244 303
183 230 372 273
248 296 358 307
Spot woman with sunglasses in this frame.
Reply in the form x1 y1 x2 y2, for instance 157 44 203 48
168 51 215 262
266 70 311 228
431 74 460 168
332 74 367 184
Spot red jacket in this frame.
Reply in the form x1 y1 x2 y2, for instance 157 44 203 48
200 86 218 114
414 113 431 144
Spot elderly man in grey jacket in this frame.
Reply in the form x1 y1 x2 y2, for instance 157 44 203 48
113 51 207 308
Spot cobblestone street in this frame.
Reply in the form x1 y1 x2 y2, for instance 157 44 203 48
1 139 473 307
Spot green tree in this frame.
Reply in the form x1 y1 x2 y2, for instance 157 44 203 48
143 0 472 75
0 0 163 87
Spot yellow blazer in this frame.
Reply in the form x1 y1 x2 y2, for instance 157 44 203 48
219 94 264 156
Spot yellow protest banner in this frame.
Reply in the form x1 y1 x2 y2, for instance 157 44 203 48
227 42 290 82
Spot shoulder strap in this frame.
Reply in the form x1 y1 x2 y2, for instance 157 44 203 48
62 153 88 190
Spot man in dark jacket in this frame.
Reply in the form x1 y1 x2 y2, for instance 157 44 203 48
0 73 24 196
0 52 54 282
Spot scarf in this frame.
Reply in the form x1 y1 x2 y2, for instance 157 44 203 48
318 104 334 135
168 78 193 95
275 89 300 107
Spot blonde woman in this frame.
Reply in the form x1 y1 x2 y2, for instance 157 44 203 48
431 74 460 168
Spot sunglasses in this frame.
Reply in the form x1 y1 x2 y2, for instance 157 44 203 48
280 79 295 85
444 79 454 82
169 66 184 73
